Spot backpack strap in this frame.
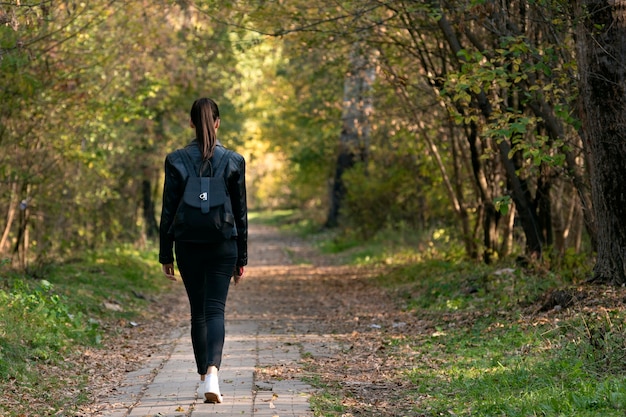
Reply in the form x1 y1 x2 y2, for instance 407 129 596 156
178 149 198 178
209 146 232 178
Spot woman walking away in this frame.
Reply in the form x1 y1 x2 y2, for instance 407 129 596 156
158 97 248 404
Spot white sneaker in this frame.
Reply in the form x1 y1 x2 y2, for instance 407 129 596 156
196 380 207 400
204 373 223 403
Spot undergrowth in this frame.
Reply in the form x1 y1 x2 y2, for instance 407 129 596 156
0 245 167 416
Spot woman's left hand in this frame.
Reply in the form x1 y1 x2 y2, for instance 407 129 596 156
233 266 244 285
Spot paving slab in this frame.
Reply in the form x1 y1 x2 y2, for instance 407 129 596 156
98 319 314 417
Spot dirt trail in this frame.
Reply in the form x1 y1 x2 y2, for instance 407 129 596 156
232 224 423 416
231 224 398 328
77 223 421 416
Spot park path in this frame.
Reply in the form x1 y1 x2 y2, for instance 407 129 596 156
94 224 341 417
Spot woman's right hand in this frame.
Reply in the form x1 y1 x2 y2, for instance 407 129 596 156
162 263 176 281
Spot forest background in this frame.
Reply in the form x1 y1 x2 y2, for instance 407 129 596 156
2 0 626 285
2 1 626 416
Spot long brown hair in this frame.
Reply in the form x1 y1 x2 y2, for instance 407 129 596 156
190 98 220 161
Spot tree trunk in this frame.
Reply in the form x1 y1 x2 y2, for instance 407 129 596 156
500 203 516 257
450 123 476 258
142 167 159 239
12 184 30 269
536 164 553 247
465 121 500 261
0 181 18 255
483 201 499 264
575 0 626 284
326 42 375 228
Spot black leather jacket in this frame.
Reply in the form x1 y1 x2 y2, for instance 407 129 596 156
159 140 248 267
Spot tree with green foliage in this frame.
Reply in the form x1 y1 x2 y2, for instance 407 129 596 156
2 0 625 285
247 1 587 263
0 1 242 267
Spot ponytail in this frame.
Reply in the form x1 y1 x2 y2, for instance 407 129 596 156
190 98 220 161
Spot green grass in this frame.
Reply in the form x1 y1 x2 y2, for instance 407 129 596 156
393 258 626 415
250 209 323 235
249 209 297 226
382 258 561 311
0 244 168 415
383 260 626 416
280 215 625 417
304 376 347 415
402 315 626 416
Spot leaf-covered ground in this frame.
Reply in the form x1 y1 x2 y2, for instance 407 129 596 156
5 224 626 416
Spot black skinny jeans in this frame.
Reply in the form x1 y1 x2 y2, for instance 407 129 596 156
175 239 237 375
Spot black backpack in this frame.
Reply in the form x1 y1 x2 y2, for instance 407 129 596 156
170 146 235 243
